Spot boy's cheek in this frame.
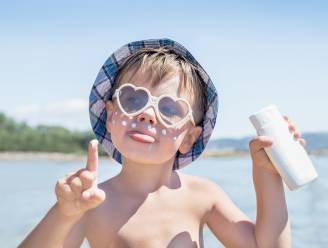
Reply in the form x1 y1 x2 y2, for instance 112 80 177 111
165 129 189 150
105 106 124 133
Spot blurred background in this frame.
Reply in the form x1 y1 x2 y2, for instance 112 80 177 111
0 1 327 247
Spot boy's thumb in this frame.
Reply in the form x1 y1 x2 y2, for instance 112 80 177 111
249 136 273 152
82 188 106 206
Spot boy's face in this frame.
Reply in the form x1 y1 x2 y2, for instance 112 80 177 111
105 68 202 166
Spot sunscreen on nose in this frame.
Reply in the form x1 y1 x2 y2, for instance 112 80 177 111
249 104 318 191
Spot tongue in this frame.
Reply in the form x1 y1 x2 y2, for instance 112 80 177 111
129 132 155 143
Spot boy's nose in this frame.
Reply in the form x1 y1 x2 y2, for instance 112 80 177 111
136 107 157 125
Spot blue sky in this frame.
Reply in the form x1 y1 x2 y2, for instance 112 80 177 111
0 0 327 139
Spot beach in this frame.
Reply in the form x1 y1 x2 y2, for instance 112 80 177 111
2 156 327 247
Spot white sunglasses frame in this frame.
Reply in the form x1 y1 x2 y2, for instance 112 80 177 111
112 83 195 129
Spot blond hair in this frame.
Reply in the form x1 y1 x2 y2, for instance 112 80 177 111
111 47 207 125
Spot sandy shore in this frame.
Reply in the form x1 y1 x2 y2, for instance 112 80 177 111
0 149 327 161
0 152 89 161
0 150 248 161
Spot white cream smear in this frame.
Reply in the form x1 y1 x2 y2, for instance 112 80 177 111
113 114 179 140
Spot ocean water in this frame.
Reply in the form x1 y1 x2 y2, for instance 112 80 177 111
0 155 327 247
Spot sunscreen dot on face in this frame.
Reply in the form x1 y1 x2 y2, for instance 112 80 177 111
112 119 116 124
161 129 167 136
114 112 118 115
147 125 152 130
173 136 177 141
122 120 127 126
128 116 133 120
131 122 136 128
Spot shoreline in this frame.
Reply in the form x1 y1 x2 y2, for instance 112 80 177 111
0 149 327 161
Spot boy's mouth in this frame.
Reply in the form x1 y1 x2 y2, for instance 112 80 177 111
127 130 156 143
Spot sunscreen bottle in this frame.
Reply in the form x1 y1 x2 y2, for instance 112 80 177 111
249 104 318 191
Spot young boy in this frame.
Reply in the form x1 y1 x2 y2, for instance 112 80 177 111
19 38 305 247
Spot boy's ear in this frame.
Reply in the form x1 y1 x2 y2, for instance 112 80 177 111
105 101 114 133
178 126 202 154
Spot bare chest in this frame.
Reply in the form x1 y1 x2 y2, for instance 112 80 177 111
85 190 205 248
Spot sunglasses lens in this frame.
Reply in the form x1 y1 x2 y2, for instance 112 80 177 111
158 97 189 125
119 85 148 113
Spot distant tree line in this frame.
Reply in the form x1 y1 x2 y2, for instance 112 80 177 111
0 112 106 154
1 112 327 155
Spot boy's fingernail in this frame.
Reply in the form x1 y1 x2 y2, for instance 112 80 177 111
90 140 98 147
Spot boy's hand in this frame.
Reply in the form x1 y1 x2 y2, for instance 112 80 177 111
249 115 306 175
55 139 106 217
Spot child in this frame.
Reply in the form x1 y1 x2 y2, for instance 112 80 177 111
19 38 305 247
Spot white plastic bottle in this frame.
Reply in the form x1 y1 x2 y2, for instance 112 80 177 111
249 104 318 191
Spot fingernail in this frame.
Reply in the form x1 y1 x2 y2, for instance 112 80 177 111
91 140 98 147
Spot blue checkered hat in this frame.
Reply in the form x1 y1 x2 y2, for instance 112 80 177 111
89 38 218 170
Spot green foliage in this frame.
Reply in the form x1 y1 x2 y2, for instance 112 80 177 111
0 112 106 155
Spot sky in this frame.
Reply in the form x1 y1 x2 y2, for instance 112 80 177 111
0 0 327 139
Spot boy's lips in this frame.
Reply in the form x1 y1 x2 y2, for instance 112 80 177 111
127 130 156 143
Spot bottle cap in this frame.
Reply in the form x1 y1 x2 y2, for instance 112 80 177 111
249 104 283 131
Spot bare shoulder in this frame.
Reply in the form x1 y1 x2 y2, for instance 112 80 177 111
179 173 244 215
176 172 224 221
177 171 223 196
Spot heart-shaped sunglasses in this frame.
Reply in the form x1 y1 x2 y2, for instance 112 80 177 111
112 83 195 129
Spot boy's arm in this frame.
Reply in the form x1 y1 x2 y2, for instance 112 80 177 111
18 203 85 248
18 140 105 248
252 160 291 248
204 180 258 248
204 166 290 248
251 116 299 247
206 116 298 247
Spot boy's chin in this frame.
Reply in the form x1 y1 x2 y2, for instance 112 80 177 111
119 147 177 166
112 135 179 165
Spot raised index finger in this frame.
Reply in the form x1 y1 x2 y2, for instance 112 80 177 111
86 139 99 172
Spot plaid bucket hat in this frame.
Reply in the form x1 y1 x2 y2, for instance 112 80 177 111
89 38 219 170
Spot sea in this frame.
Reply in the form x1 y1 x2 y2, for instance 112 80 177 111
1 155 327 247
